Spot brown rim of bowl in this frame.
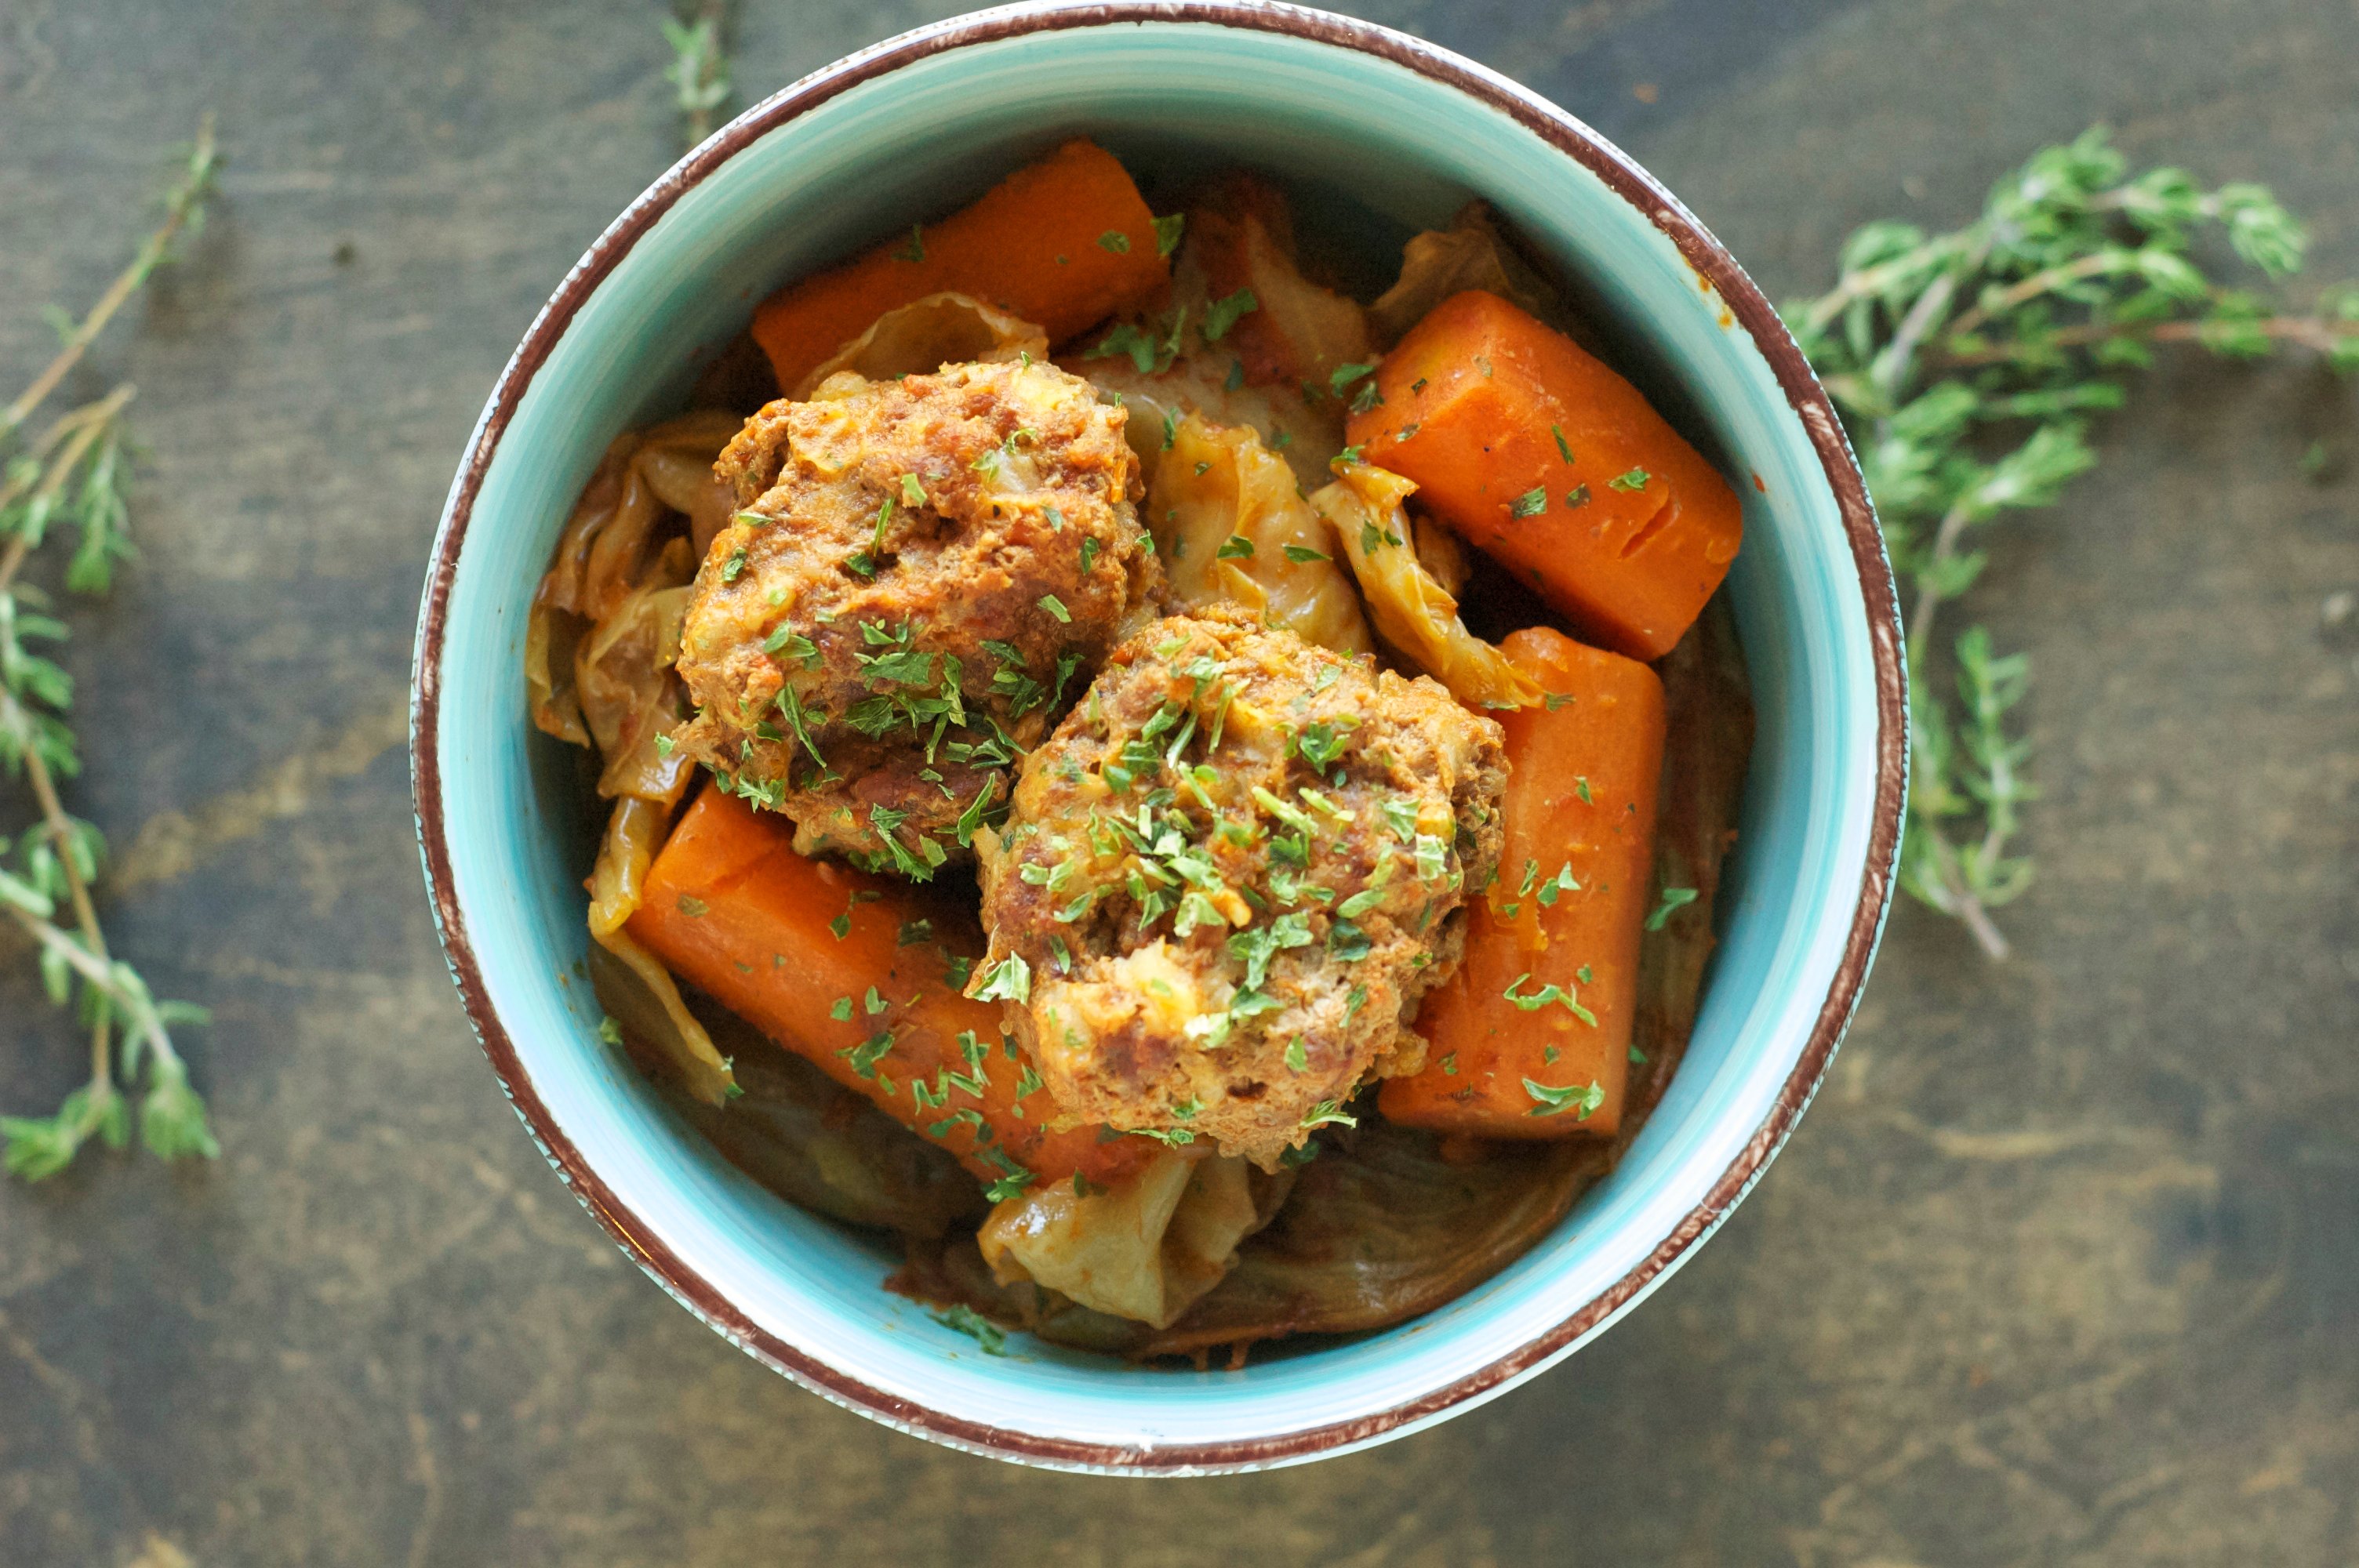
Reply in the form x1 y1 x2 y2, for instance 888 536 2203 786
411 0 1905 1474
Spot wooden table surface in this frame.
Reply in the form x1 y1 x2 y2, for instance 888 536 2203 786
2 1 2354 1563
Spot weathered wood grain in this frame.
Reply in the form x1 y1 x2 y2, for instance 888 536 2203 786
0 0 2352 1562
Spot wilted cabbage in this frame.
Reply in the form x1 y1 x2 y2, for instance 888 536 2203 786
793 292 1049 398
532 413 744 1103
977 1150 1292 1327
1314 463 1541 710
1369 201 1593 350
1149 412 1372 655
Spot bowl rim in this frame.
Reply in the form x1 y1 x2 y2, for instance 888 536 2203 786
411 0 1906 1472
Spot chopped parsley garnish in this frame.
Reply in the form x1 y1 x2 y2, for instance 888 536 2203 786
675 895 708 917
1096 228 1131 253
1217 534 1255 560
764 624 820 665
929 1304 1009 1355
1348 379 1383 416
828 912 851 939
1509 486 1548 517
1283 544 1329 564
1300 1100 1358 1131
1544 691 1576 711
1326 917 1372 960
1284 1036 1308 1073
829 996 853 1022
1038 593 1070 623
1293 721 1350 771
1645 886 1699 931
900 473 927 506
1203 288 1259 342
1565 483 1593 508
1503 973 1598 1025
720 547 748 583
1574 776 1594 804
1328 361 1376 395
838 1029 895 1078
1078 536 1100 574
1552 424 1574 464
896 920 933 948
1523 1078 1606 1120
972 954 1032 1004
1083 321 1167 374
1609 466 1652 492
1153 212 1185 256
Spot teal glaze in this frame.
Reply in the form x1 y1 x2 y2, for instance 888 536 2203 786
421 9 1893 1469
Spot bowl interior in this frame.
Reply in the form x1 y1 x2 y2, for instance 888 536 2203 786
426 16 1885 1462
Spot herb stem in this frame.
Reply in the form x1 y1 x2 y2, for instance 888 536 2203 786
1942 249 2131 343
1 116 214 442
2 902 193 1082
0 388 137 593
1933 310 2359 368
1905 494 1975 665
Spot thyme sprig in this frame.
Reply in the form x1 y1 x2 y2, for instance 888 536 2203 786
1 118 222 1179
1787 128 2359 958
663 3 733 153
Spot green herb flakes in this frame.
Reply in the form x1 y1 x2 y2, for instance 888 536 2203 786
1645 886 1699 931
1523 1077 1605 1120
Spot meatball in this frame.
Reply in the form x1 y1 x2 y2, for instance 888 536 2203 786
671 360 1160 873
972 609 1507 1167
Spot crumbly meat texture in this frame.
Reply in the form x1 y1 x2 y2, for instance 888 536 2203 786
671 360 1160 873
972 609 1507 1167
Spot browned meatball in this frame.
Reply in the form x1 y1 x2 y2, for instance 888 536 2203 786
972 609 1507 1167
671 360 1160 874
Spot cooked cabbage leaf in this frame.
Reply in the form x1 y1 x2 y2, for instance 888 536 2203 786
1314 463 1541 710
792 291 1049 399
1369 201 1591 350
978 1151 1291 1327
1149 412 1372 655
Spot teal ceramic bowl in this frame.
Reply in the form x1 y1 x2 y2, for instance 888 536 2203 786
413 1 1903 1472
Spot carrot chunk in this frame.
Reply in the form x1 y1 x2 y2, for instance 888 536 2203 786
1346 289 1741 661
629 788 1150 1191
1378 628 1666 1138
750 139 1171 394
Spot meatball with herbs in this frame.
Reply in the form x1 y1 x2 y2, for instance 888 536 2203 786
971 608 1507 1167
671 359 1161 874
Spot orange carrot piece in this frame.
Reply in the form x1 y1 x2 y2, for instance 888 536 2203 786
750 139 1171 394
1378 627 1666 1138
630 788 1151 1191
1346 289 1742 662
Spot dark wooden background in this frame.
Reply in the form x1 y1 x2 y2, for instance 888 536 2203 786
2 1 2354 1563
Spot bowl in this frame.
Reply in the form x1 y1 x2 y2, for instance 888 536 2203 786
412 0 1904 1472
